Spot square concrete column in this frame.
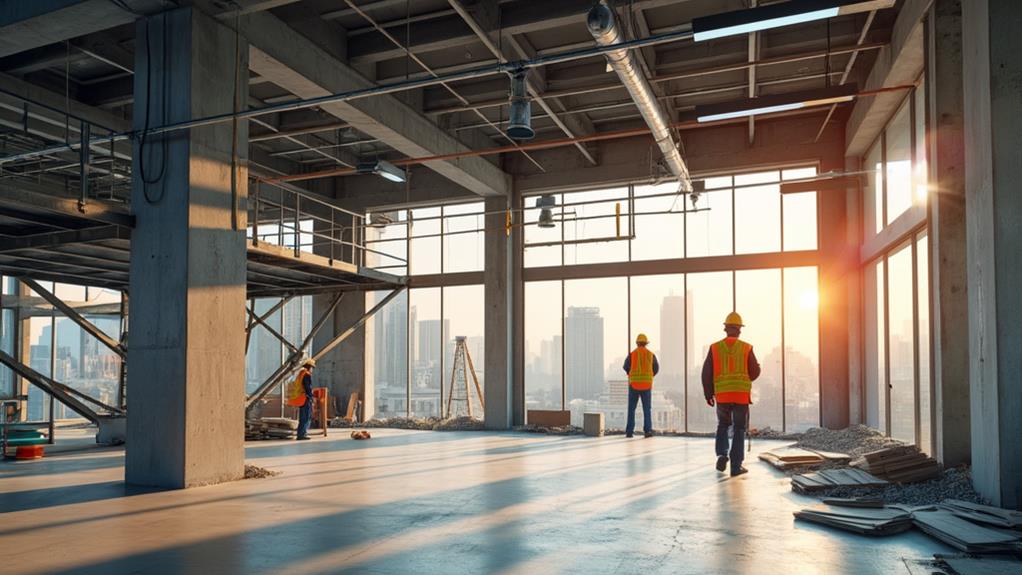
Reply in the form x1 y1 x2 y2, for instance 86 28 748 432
484 194 511 429
961 0 1022 509
926 0 971 467
127 8 248 488
311 290 370 419
818 155 852 429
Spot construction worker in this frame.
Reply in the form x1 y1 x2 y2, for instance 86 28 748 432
702 312 760 476
286 358 316 440
622 333 659 438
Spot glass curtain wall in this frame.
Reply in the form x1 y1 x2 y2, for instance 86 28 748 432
861 75 933 449
525 268 820 433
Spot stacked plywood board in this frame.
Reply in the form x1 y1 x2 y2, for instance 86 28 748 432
850 445 940 483
794 504 914 535
911 508 1022 553
791 468 889 494
760 445 850 470
245 417 298 440
940 500 1022 529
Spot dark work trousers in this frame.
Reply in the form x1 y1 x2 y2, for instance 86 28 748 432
715 403 749 470
626 387 652 435
297 397 313 438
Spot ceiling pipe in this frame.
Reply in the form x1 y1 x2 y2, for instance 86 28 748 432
587 1 691 191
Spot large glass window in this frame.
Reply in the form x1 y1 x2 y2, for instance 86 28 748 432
442 203 484 273
442 285 484 418
736 269 783 432
917 233 931 453
369 289 408 419
783 267 821 432
782 167 819 251
686 183 733 258
734 172 781 254
686 272 734 432
630 274 685 431
885 101 913 226
632 184 684 261
563 188 630 265
1 277 15 399
410 288 442 418
525 281 562 412
563 277 627 427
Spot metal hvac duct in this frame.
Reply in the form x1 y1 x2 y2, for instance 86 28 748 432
587 1 691 190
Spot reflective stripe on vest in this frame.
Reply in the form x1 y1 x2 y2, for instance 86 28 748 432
629 347 654 390
712 339 752 398
286 368 309 407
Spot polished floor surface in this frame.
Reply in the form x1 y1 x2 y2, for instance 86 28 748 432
0 430 950 574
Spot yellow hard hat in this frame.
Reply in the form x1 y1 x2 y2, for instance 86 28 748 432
724 312 744 327
303 358 317 368
636 333 649 344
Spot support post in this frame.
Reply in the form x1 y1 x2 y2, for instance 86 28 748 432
926 0 970 467
126 7 249 488
961 0 1022 509
484 195 510 429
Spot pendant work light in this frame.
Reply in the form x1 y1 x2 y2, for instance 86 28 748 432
356 159 406 183
694 84 858 123
691 0 896 42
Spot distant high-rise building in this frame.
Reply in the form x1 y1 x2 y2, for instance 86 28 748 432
373 294 407 388
417 319 448 365
565 306 604 401
659 294 686 393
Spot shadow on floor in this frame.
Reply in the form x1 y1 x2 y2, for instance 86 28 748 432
0 481 168 513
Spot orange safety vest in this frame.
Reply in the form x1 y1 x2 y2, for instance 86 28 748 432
711 338 752 404
628 347 655 390
286 368 310 407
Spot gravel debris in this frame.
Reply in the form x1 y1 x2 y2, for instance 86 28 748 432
244 464 280 479
810 466 986 507
330 416 484 431
794 424 904 458
513 424 585 435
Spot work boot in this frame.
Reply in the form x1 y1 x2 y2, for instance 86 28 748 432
625 433 634 438
644 432 653 438
296 436 311 441
730 466 749 477
716 456 728 472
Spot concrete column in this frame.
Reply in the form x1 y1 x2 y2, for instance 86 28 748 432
818 154 852 429
926 0 971 467
484 195 510 429
961 0 1022 509
844 156 865 426
126 8 248 488
510 186 526 427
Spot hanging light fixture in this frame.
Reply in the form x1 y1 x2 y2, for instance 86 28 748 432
695 84 858 123
692 0 896 42
356 159 406 183
506 71 535 140
535 194 557 228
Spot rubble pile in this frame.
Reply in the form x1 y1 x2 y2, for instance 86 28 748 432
330 416 484 431
244 464 280 479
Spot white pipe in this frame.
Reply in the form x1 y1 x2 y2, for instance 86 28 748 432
588 1 691 190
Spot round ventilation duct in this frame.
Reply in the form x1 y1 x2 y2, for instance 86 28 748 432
506 71 534 140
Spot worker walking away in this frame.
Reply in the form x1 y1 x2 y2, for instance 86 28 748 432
622 333 659 438
702 313 760 476
286 358 316 441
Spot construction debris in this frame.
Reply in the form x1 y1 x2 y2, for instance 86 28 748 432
851 445 941 483
760 445 850 470
911 507 1022 554
350 430 371 440
244 464 280 479
794 504 914 535
331 416 485 432
940 499 1022 529
792 468 889 494
822 496 885 508
513 424 585 435
794 424 903 458
245 417 298 440
808 467 985 507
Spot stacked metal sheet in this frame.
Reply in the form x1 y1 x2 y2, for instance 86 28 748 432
794 504 914 535
850 445 941 483
791 468 889 493
940 500 1022 529
759 446 850 470
911 508 1022 553
245 417 298 440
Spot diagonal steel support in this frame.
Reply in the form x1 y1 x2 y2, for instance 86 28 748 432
245 289 403 410
246 305 299 355
21 277 125 359
0 349 101 423
245 291 346 409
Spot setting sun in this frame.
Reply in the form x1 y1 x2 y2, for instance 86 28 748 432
799 289 819 310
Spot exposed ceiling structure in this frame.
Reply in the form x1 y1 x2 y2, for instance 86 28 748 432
0 0 898 203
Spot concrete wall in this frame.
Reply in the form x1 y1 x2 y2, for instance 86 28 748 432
126 8 248 488
961 0 1022 509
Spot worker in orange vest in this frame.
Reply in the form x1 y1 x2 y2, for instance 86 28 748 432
702 312 760 476
622 333 659 438
287 358 316 440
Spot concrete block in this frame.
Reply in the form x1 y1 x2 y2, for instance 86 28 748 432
583 412 604 437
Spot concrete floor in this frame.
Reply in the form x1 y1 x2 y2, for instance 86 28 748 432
0 431 950 574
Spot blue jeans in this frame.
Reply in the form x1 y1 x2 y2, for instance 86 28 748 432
715 403 749 470
297 397 313 438
626 388 652 435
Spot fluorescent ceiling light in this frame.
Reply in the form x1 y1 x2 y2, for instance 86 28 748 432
356 159 406 183
695 84 858 123
692 1 896 42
